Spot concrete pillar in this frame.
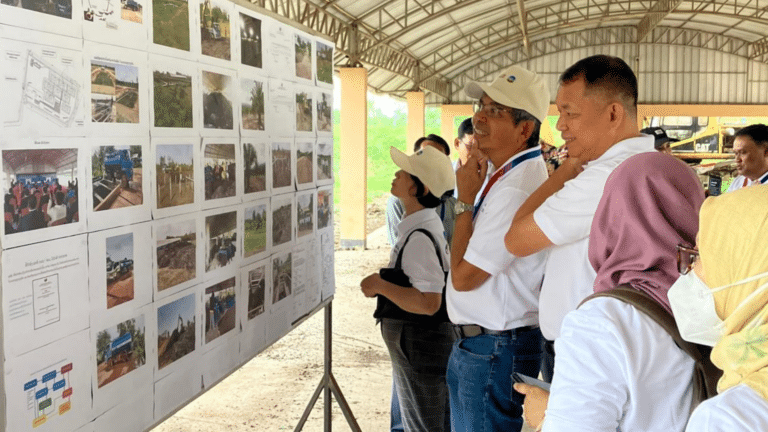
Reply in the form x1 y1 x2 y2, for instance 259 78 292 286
406 92 425 152
440 104 473 147
339 67 367 249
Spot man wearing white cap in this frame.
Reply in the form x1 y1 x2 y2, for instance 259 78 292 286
361 145 456 431
505 55 654 384
446 65 549 432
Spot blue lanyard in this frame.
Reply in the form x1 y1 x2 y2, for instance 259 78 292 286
473 148 541 219
760 172 768 184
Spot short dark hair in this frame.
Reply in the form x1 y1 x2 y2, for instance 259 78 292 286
734 124 768 150
409 174 442 208
560 55 638 117
55 191 65 206
457 117 473 139
414 134 450 156
28 196 37 210
507 108 542 149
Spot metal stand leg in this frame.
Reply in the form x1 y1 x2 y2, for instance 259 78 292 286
294 302 361 432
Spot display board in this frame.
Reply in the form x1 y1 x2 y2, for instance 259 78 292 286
0 1 336 429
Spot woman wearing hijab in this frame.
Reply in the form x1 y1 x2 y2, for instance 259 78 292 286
679 186 768 431
515 152 705 431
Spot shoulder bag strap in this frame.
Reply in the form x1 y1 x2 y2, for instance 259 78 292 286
394 228 445 273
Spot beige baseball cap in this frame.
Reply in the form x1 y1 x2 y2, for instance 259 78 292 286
390 145 455 198
464 65 550 122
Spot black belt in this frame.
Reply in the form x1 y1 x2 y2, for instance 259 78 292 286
452 324 537 339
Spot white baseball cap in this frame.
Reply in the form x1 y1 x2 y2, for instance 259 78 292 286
390 145 455 198
464 65 550 122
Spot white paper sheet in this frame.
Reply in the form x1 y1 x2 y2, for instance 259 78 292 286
83 43 150 136
316 186 333 232
241 138 270 200
199 65 238 136
88 223 153 316
153 356 202 419
148 0 201 60
4 330 91 432
316 138 333 186
85 138 151 231
270 138 294 196
315 39 333 88
0 0 83 39
262 17 294 80
319 229 335 301
266 78 295 135
241 198 270 265
152 215 201 299
82 0 149 49
202 207 239 280
295 139 315 190
200 138 241 209
316 90 333 135
201 274 238 349
266 250 292 345
0 30 86 139
238 258 268 362
154 287 201 380
196 0 234 68
2 235 89 357
89 305 154 418
293 31 314 84
270 192 294 253
291 237 318 321
238 72 268 137
201 331 239 387
294 85 315 136
148 55 201 136
235 6 264 72
295 189 315 242
90 393 154 432
1 139 87 249
150 138 201 219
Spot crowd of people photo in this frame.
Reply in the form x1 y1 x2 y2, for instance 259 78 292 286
4 178 79 235
361 54 768 432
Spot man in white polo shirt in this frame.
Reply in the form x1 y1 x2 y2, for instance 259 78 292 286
504 55 654 382
726 123 768 192
446 65 549 432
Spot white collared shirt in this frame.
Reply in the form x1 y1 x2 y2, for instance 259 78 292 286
686 384 768 432
388 208 450 294
447 146 549 330
726 170 768 193
534 135 654 340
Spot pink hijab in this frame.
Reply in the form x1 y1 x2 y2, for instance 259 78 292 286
589 152 705 312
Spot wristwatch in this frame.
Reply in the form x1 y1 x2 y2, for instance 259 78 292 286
454 200 474 216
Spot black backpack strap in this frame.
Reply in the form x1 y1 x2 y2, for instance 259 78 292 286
394 228 446 273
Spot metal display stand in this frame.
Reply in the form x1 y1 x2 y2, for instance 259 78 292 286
294 302 361 432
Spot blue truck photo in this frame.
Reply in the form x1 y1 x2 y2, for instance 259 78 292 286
103 150 134 186
104 333 132 367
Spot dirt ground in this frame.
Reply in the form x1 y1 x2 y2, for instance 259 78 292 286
150 197 534 431
107 271 135 308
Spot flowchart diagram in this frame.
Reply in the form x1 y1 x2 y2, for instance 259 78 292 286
23 361 74 428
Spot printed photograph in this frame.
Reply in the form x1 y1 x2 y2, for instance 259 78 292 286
272 252 292 304
295 91 312 132
106 232 135 308
239 13 261 68
240 78 265 131
204 276 236 343
202 70 234 130
199 0 230 60
294 34 312 80
156 218 196 291
121 0 142 23
157 293 195 369
90 60 140 124
7 0 73 19
247 264 266 319
96 315 146 387
296 192 313 238
92 145 143 211
243 141 267 194
84 0 142 25
271 141 291 189
243 203 267 258
152 0 190 51
316 41 332 84
317 188 332 230
3 149 80 236
296 140 313 185
271 197 292 247
155 144 194 208
204 143 236 200
317 92 332 132
204 210 236 272
316 141 332 181
153 68 193 128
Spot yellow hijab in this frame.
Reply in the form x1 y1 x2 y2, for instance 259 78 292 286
699 186 768 399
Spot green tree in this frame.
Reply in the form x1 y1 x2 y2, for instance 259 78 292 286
96 330 112 364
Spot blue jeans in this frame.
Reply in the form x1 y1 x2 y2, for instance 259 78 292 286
390 380 404 432
446 327 542 432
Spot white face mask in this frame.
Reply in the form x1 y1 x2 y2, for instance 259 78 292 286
668 269 768 347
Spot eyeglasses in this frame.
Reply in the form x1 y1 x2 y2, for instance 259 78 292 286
676 244 699 275
473 100 515 119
